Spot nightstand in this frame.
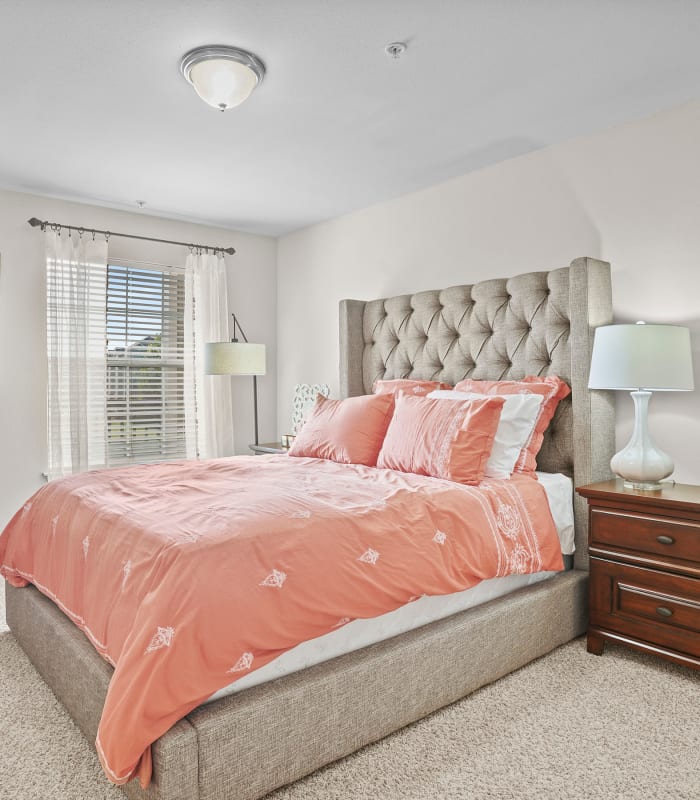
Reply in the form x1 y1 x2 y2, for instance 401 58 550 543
577 480 700 671
249 442 287 455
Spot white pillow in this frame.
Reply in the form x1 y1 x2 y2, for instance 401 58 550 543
427 389 543 479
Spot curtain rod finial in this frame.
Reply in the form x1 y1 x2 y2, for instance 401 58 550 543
28 217 45 228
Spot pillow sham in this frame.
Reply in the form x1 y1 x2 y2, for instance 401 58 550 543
376 393 505 484
452 376 571 473
373 379 452 397
288 393 394 466
428 389 543 479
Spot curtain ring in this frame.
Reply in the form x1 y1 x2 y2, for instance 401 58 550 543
105 231 111 242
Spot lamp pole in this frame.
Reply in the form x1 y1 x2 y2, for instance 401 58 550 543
231 313 260 445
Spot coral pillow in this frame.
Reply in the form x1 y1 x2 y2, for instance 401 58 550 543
428 390 543 479
288 393 394 466
376 393 505 484
452 376 571 474
373 379 452 397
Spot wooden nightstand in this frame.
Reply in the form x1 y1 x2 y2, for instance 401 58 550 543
577 480 700 671
249 442 287 455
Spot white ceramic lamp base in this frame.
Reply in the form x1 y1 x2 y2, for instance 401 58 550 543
611 390 673 491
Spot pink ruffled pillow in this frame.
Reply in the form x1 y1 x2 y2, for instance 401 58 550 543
452 376 571 474
288 393 394 466
373 379 452 397
376 393 505 484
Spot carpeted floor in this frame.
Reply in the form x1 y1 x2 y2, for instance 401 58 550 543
0 586 7 633
0 591 698 800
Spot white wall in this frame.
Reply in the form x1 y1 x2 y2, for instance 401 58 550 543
277 100 700 484
0 189 277 527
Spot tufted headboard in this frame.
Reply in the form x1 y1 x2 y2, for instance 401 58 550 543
339 256 615 569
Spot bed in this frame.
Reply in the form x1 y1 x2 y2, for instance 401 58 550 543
4 256 614 800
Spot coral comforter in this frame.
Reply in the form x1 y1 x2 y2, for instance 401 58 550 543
0 455 563 787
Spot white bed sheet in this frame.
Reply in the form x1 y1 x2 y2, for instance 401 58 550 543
536 470 575 554
207 471 574 702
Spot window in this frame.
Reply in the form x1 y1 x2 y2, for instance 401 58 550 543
45 234 225 479
106 263 189 465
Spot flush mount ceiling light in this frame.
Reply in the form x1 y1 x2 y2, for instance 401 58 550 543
180 45 265 111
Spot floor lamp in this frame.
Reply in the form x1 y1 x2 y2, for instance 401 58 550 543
205 314 267 445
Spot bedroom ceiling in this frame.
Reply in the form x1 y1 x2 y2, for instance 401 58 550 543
1 1 699 236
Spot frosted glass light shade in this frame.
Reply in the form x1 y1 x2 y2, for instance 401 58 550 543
205 342 266 376
588 324 694 391
180 46 265 111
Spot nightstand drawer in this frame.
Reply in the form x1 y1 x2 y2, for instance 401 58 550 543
618 582 700 632
591 508 700 564
590 558 700 658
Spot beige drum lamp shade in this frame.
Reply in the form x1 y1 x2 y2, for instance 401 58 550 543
205 342 266 376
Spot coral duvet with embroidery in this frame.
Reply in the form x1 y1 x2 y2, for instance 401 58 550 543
0 455 563 787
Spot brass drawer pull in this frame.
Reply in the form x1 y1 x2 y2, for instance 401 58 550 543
656 535 675 545
656 606 673 618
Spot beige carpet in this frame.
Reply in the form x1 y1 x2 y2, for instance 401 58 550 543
0 592 698 800
0 585 7 633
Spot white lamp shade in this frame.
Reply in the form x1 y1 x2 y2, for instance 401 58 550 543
189 58 259 110
588 324 694 392
205 342 266 376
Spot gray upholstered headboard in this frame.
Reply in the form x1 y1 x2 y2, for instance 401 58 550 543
339 256 615 569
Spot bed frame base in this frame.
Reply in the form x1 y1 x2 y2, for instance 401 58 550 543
7 571 587 800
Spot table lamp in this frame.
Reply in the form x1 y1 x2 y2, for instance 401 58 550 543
205 314 266 445
588 322 694 490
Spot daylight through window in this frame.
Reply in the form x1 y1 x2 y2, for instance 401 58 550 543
106 263 188 465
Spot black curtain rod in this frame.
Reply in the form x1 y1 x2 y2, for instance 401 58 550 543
27 217 236 255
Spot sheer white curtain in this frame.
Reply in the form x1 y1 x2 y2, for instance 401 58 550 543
46 230 108 479
184 250 234 458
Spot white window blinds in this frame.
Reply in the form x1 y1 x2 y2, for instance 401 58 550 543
46 230 206 477
106 263 194 466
